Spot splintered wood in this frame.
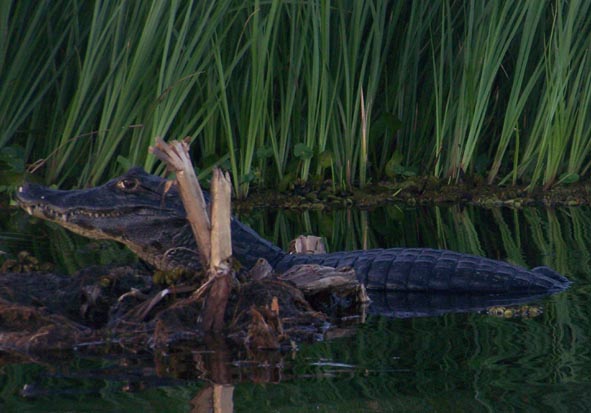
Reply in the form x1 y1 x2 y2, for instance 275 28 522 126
150 137 233 332
210 169 232 266
279 264 369 305
288 235 326 254
149 137 211 266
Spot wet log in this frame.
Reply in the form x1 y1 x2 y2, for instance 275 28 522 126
280 264 360 295
279 264 370 315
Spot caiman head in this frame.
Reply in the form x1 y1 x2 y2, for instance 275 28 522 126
16 167 201 272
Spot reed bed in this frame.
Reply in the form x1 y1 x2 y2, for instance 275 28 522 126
2 0 591 196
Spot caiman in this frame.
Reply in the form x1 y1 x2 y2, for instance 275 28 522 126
16 167 570 294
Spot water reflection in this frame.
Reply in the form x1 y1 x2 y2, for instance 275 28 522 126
1 205 590 411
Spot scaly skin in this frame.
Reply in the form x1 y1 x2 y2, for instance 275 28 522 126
16 167 570 293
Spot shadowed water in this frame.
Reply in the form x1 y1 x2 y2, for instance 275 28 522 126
1 205 590 412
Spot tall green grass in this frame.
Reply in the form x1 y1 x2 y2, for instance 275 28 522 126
431 1 529 180
2 0 591 194
518 0 591 189
0 2 68 155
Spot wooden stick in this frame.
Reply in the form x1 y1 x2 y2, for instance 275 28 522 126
149 137 211 265
201 168 233 332
210 169 232 266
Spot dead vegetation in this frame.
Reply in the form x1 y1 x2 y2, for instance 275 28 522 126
0 138 368 368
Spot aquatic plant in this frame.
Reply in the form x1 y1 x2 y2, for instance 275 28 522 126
2 0 591 195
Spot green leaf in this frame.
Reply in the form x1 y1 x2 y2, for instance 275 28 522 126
241 171 256 184
385 158 397 179
557 172 579 185
371 113 403 139
116 155 133 171
318 150 333 168
294 143 314 160
390 151 404 166
399 167 416 177
385 151 416 178
385 205 405 221
385 151 404 178
256 146 273 160
278 172 296 192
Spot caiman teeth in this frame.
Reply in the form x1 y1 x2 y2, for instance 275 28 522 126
22 204 124 219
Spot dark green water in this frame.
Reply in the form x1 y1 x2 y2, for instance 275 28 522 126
1 205 590 412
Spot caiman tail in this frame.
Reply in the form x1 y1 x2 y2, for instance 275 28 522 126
271 248 569 293
228 211 569 293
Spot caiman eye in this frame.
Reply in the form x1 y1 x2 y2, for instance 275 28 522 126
117 178 139 191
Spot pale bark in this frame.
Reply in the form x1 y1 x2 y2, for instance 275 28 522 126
149 137 211 265
150 137 234 332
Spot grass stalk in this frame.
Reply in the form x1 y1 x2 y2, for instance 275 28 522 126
2 1 591 194
520 0 591 189
487 1 545 184
0 1 69 148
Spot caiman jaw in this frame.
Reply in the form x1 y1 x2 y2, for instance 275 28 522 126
18 202 126 241
19 200 125 221
17 184 136 240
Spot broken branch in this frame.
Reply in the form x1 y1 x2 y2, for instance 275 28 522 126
150 137 235 333
149 137 211 265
